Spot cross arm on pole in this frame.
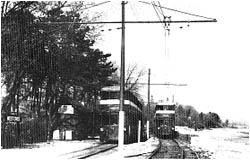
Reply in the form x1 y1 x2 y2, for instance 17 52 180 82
126 82 188 86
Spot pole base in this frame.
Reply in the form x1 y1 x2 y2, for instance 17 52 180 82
118 111 125 153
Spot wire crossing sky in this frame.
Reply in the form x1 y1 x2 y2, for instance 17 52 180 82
92 0 250 123
1 1 249 123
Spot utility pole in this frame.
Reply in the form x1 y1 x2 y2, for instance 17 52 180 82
147 68 151 139
118 1 126 152
39 0 217 152
16 93 20 147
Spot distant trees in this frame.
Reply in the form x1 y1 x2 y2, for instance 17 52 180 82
203 112 222 128
224 119 229 127
175 104 222 129
175 105 186 126
175 104 198 127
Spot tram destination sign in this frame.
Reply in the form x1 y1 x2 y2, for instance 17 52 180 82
7 116 21 122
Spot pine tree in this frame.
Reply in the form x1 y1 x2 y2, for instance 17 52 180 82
1 2 117 139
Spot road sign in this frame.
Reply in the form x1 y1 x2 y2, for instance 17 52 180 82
7 116 21 122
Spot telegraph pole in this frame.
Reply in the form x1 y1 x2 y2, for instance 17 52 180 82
39 0 217 152
147 69 151 139
118 1 126 152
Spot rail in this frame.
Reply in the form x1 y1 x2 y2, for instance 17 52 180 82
146 139 162 159
148 138 199 159
61 143 117 159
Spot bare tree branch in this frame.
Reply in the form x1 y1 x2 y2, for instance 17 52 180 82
128 69 145 91
1 1 36 17
1 1 5 16
125 64 137 85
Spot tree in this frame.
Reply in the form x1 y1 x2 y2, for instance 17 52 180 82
175 104 187 126
197 112 205 129
224 119 229 127
1 1 117 139
203 112 222 128
1 4 43 115
110 63 146 99
175 105 199 128
174 103 223 129
1 1 38 17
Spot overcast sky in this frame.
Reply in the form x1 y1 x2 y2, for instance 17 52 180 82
1 1 249 123
93 0 250 122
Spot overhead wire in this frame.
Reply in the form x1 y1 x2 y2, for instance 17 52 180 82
38 20 216 25
151 1 171 58
83 1 111 10
151 2 164 28
157 1 165 17
37 1 216 26
139 1 216 20
156 1 171 32
153 1 163 17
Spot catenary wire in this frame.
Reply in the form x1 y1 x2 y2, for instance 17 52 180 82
151 2 165 28
38 20 216 25
83 1 111 10
157 1 165 17
139 1 216 20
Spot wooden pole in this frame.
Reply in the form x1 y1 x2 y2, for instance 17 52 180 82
138 120 141 143
118 1 126 153
147 69 150 139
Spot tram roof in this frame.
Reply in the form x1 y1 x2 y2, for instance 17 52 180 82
156 102 176 106
155 110 175 114
101 86 143 110
101 85 129 92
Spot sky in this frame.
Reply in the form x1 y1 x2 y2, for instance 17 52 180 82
91 0 250 123
0 1 249 123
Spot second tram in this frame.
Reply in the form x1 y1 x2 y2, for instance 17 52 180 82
98 86 143 144
155 103 176 138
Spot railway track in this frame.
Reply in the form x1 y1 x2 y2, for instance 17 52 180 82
61 143 117 159
149 139 198 159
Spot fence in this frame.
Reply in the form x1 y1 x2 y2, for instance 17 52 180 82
1 118 48 149
1 111 103 148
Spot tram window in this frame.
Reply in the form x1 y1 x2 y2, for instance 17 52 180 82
155 105 163 111
124 91 129 100
156 120 163 125
100 91 119 99
165 105 175 110
164 120 168 124
155 105 175 111
110 114 118 125
109 92 118 99
100 92 108 99
101 114 109 125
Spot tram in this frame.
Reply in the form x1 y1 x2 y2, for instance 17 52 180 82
154 102 176 138
98 86 143 144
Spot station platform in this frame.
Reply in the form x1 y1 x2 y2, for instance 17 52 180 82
86 137 160 159
0 137 160 160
